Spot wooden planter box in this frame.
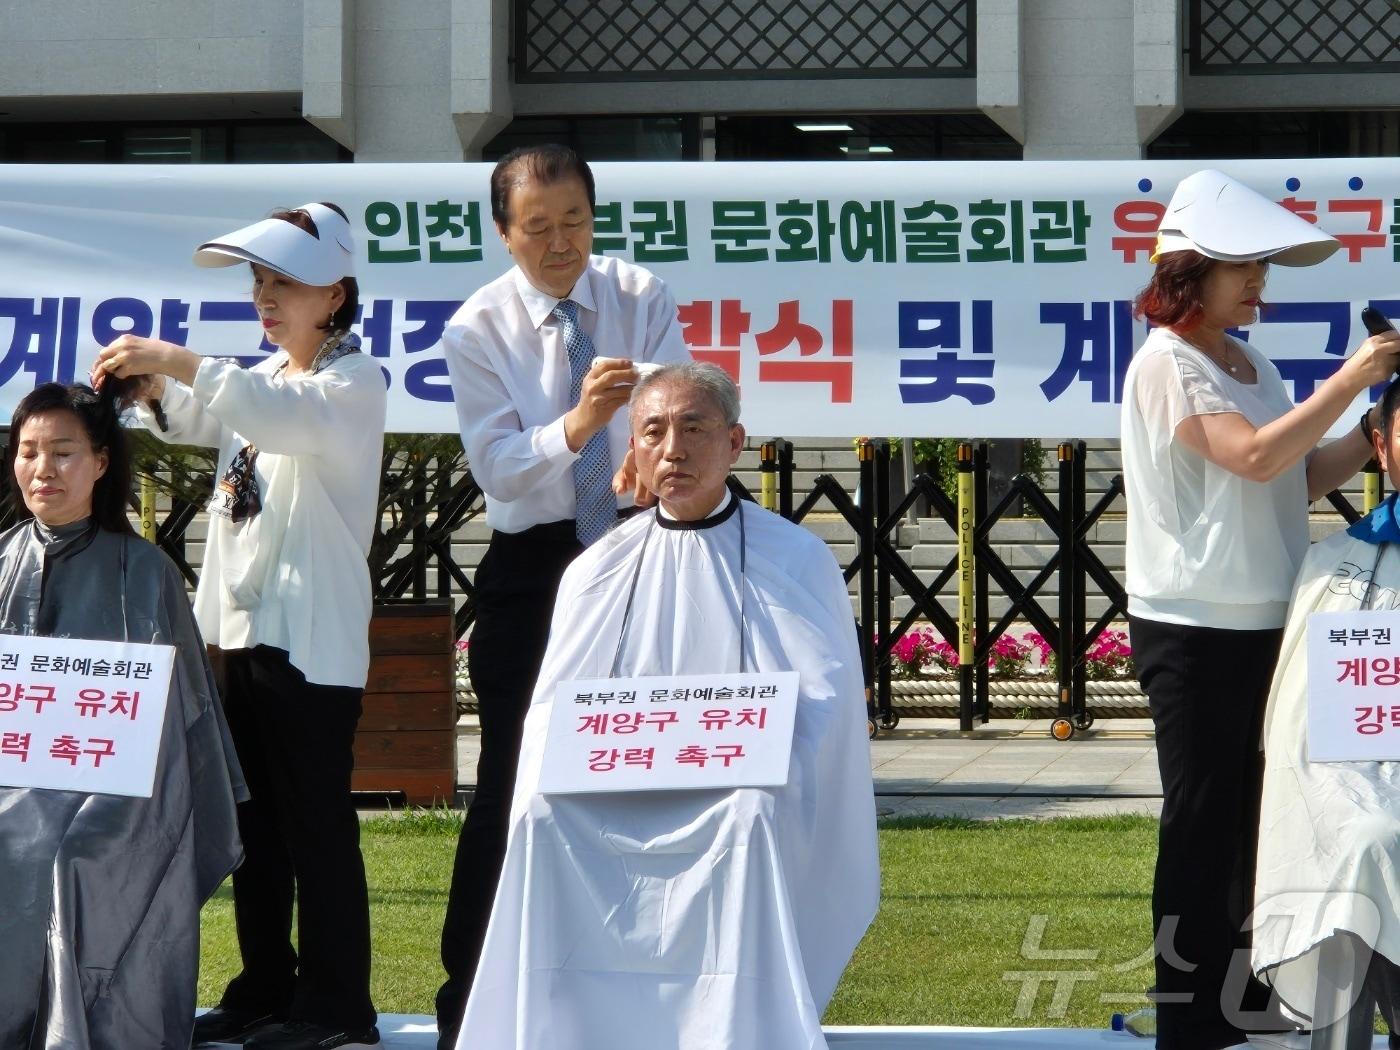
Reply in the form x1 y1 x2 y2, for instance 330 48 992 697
352 598 456 805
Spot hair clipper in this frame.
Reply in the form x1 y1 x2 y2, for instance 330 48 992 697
1362 306 1396 338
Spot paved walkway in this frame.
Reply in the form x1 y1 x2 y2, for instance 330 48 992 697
453 717 1163 821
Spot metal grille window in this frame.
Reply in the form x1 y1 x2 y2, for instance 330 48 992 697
514 0 974 82
1190 0 1400 73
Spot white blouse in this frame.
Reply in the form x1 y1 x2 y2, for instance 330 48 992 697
137 349 388 687
1121 327 1309 630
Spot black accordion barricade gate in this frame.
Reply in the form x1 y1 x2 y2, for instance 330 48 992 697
756 436 1109 737
866 443 965 734
963 441 1065 733
761 436 964 739
758 438 1135 739
987 439 1130 741
369 437 486 641
1044 441 1130 740
941 440 1108 737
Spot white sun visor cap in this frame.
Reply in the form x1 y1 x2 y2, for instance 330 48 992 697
1152 169 1340 268
193 202 356 286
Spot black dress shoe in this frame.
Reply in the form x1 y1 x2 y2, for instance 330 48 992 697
192 1005 288 1046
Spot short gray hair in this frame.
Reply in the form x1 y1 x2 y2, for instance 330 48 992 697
631 361 741 426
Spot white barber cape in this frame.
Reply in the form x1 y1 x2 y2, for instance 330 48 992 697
456 492 879 1050
1253 499 1400 1022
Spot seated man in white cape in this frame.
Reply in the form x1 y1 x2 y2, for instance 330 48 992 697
454 361 879 1050
1252 377 1400 1046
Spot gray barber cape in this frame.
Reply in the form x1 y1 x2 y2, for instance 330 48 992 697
0 518 245 1050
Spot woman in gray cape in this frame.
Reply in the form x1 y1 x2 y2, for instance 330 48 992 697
0 379 244 1049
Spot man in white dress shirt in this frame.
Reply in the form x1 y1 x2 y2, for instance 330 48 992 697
437 144 690 1049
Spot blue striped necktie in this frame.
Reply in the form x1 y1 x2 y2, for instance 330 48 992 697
555 298 616 545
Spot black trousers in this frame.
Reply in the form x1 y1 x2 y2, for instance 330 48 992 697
1130 615 1284 1050
436 522 583 1043
1315 933 1400 1047
1371 948 1400 1048
217 644 376 1030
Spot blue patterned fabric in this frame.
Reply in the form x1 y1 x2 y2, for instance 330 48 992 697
556 299 615 545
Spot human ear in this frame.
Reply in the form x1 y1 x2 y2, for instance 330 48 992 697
728 424 745 464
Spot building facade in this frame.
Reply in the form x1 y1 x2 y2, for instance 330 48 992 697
3 0 1397 624
2 1 1397 165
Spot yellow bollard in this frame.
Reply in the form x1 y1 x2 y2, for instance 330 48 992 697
139 474 157 543
759 440 777 512
956 442 974 671
1364 460 1382 515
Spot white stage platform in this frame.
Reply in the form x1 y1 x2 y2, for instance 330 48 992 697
357 1015 1393 1048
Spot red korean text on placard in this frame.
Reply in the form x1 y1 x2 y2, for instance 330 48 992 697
1335 657 1400 687
1354 705 1400 735
0 682 56 715
587 747 657 772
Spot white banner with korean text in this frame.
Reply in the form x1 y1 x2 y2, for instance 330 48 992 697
0 634 175 797
1307 610 1400 761
539 671 799 794
1 160 1397 437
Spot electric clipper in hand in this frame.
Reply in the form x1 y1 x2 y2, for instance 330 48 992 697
1362 306 1396 338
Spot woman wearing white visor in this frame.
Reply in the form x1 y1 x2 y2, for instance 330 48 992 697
94 203 387 1050
1122 170 1400 1050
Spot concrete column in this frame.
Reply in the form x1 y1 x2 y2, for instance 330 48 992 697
1133 0 1182 148
976 0 1025 145
700 115 717 161
303 0 356 151
1020 0 1139 160
353 0 465 161
451 0 512 160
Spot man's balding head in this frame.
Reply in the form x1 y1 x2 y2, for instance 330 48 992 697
629 363 745 522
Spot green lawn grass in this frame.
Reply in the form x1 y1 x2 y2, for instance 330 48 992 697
200 811 1160 1027
826 815 1157 1028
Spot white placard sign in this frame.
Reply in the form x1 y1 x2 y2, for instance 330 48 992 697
539 671 800 795
0 635 176 797
1307 610 1400 761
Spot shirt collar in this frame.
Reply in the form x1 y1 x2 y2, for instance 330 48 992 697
513 260 598 331
656 489 736 531
1347 491 1400 545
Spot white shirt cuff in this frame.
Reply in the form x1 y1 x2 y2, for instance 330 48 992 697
536 415 582 464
